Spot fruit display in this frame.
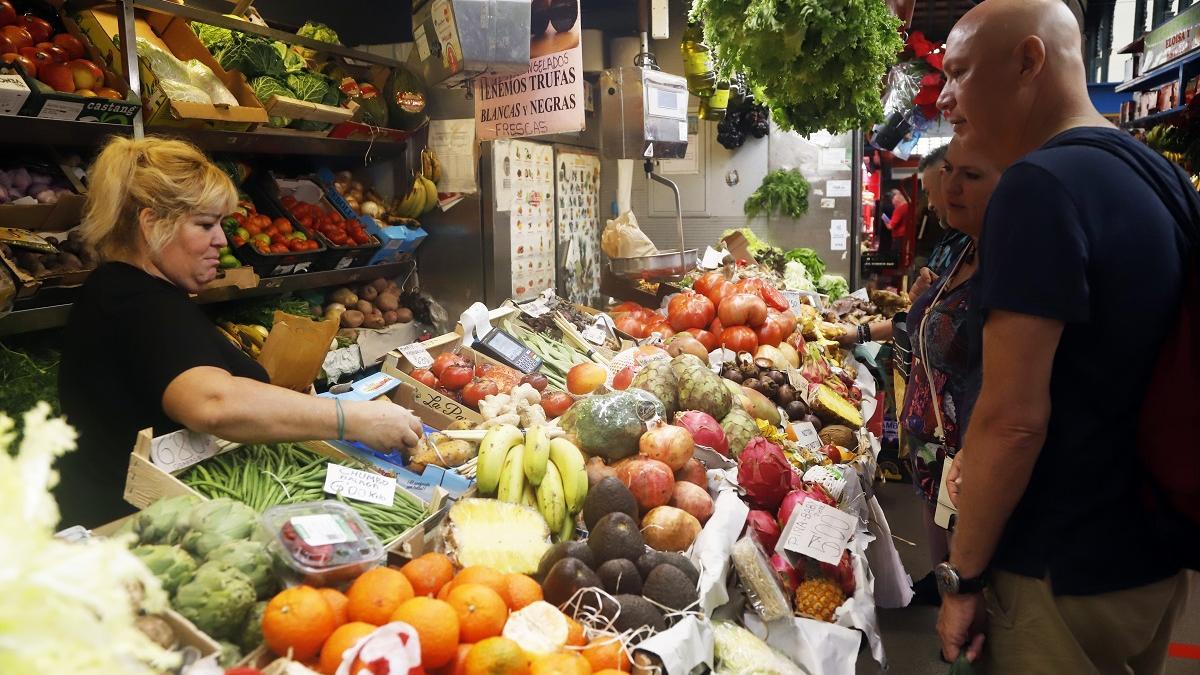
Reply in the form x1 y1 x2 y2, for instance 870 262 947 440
0 4 118 97
279 193 374 249
325 170 420 227
222 195 320 255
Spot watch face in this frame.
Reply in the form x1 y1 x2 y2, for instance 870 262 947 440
934 562 959 595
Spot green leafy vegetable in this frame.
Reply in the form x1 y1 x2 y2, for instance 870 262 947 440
192 22 234 53
744 169 810 219
0 340 60 437
285 71 330 103
218 33 285 79
297 21 340 45
689 0 904 135
785 247 825 279
273 41 307 74
214 295 318 327
817 274 849 300
249 75 294 127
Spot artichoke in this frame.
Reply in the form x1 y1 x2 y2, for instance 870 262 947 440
207 540 276 599
136 495 202 545
174 560 256 640
238 601 267 653
217 641 243 668
181 498 261 559
130 544 199 595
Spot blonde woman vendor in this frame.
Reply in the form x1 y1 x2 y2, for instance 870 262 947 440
56 137 423 527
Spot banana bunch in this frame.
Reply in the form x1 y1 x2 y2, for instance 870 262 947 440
395 150 442 219
220 322 268 359
421 147 443 184
476 424 588 542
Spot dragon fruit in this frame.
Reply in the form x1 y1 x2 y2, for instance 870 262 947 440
777 484 838 528
770 552 802 595
676 410 729 456
746 509 782 551
819 550 857 597
737 438 799 511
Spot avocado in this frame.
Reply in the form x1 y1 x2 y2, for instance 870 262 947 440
636 551 700 586
587 512 645 564
536 541 596 582
613 594 666 633
642 564 699 613
597 558 642 596
542 557 602 607
583 477 639 531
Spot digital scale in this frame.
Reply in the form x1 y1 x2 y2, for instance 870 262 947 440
471 327 543 374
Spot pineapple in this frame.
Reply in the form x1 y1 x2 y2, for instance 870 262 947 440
795 577 845 623
445 498 551 574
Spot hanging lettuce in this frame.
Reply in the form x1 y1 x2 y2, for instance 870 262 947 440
744 169 810 219
192 22 234 53
249 76 294 127
689 0 903 135
218 33 285 79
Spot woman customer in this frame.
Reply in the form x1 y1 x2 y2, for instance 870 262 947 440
56 137 424 528
900 137 999 603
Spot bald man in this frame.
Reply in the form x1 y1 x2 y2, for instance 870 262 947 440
934 0 1194 672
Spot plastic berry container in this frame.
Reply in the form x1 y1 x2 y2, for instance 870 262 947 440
263 501 384 587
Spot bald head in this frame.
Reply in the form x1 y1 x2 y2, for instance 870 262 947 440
937 0 1107 168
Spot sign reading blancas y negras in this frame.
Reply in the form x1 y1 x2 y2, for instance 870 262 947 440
474 0 584 140
1142 3 1200 73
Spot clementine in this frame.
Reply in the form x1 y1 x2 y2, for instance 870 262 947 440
464 637 531 675
439 642 474 675
530 651 591 675
346 566 414 625
262 585 338 662
451 566 511 606
503 574 543 611
318 621 376 675
564 615 587 647
402 552 456 597
391 596 461 669
581 635 630 672
447 583 509 643
319 588 350 627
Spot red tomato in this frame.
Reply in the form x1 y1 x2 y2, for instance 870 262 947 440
692 271 727 297
287 238 305 252
776 310 797 337
440 365 474 391
755 312 788 347
410 368 439 388
645 320 675 339
269 242 289 254
704 279 735 308
710 316 724 336
277 220 293 235
686 328 718 352
667 291 716 331
611 301 645 314
540 391 575 419
733 278 788 312
431 351 467 379
718 293 768 328
614 313 649 339
462 379 499 408
306 240 320 250
720 326 759 353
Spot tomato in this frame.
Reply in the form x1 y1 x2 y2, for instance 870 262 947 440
710 317 724 336
720 326 759 353
755 312 788 347
440 365 474 391
686 328 718 352
734 278 788 312
611 301 646 314
776 310 797 337
287 238 306 252
431 351 465 378
410 368 439 388
704 279 735 308
462 379 499 408
540 391 576 419
718 293 768 328
645 320 675 339
692 271 728 297
614 313 649 339
277 219 293 235
520 372 549 391
667 291 716 331
269 242 289 254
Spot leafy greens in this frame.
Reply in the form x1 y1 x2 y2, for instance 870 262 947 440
689 0 904 135
744 169 810 219
785 247 825 279
218 33 285 79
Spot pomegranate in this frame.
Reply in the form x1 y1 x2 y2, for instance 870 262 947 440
674 410 729 456
639 423 695 471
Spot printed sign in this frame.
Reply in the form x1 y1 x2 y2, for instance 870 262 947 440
793 421 824 451
150 429 221 473
289 514 354 546
783 500 857 565
398 342 434 369
324 464 397 506
474 0 584 139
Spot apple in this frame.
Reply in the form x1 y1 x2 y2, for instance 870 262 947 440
17 15 52 44
0 31 15 53
18 46 51 68
52 33 84 60
75 88 95 97
37 42 67 63
94 86 121 100
566 362 608 395
2 24 32 50
67 58 102 90
38 61 74 92
0 51 36 77
0 1 16 27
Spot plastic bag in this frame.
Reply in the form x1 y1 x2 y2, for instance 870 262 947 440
601 211 658 259
158 79 212 104
712 620 806 674
185 59 238 106
731 534 793 622
870 60 925 154
136 37 190 85
559 388 665 461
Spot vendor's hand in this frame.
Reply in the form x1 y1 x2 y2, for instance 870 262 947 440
938 591 986 663
836 325 859 347
946 455 963 507
349 400 424 450
910 267 938 302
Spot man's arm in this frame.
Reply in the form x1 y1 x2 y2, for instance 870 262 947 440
950 310 1063 577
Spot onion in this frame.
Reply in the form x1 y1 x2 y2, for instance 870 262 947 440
718 293 768 328
360 200 384 217
674 410 728 456
746 509 781 551
770 553 802 594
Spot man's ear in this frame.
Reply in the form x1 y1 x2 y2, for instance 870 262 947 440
1015 36 1047 83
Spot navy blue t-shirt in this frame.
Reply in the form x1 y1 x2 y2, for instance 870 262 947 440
978 127 1190 595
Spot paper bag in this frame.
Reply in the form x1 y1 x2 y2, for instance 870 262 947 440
258 311 339 391
601 211 658 258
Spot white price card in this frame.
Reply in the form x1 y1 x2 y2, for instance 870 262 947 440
793 421 823 451
150 429 221 473
398 342 434 369
782 290 804 315
783 499 858 564
699 246 728 270
582 325 606 345
324 464 397 506
826 180 852 198
520 298 552 318
850 288 871 302
289 514 355 546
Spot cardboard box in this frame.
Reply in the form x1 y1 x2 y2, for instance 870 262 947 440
264 94 354 125
74 8 267 130
197 265 259 292
0 228 93 298
363 217 426 264
0 70 31 116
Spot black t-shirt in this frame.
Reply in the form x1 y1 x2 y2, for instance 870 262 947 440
57 262 269 528
978 127 1189 594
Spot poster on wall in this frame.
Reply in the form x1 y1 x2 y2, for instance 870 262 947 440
473 0 585 140
555 151 601 306
508 140 556 301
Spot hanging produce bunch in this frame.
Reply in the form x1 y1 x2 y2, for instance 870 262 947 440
688 0 904 135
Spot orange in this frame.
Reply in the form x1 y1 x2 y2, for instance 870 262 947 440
581 635 630 672
318 621 376 675
593 671 628 675
531 651 591 675
564 616 587 647
438 642 474 675
448 583 509 643
346 567 414 625
464 637 530 675
319 588 350 627
391 596 460 669
451 566 511 606
262 585 338 662
439 583 454 601
503 574 543 611
402 552 456 597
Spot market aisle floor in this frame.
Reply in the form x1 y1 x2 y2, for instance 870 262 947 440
858 482 1200 675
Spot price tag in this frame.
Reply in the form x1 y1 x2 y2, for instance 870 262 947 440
782 290 804 315
699 246 727 270
324 464 397 506
582 325 606 345
399 342 434 369
787 369 809 389
783 499 857 564
850 288 870 302
793 421 823 451
521 298 551 318
150 429 221 473
289 514 355 546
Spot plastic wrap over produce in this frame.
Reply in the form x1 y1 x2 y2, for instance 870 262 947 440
559 389 665 461
690 488 750 615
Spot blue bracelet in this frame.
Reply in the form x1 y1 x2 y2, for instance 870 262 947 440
335 399 345 441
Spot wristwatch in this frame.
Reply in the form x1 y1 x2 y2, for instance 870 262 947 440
934 562 987 595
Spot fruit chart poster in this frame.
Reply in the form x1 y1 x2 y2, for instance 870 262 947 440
507 140 556 301
555 151 601 306
474 0 585 140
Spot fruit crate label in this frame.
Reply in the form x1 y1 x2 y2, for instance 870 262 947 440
150 429 221 473
782 499 857 565
324 464 396 506
793 421 823 451
414 387 470 422
289 513 355 546
37 99 84 121
398 342 434 369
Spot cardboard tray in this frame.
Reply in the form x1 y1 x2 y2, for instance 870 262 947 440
268 175 381 272
0 151 89 233
0 228 93 299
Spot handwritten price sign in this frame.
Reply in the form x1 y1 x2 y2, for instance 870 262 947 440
398 342 434 369
150 429 221 473
324 464 396 506
783 500 857 564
